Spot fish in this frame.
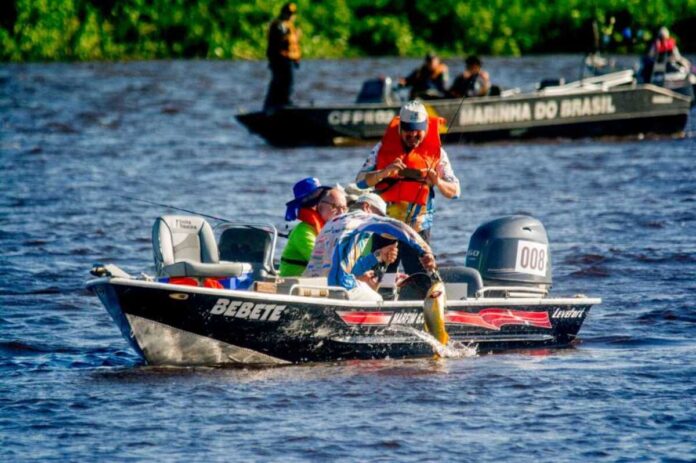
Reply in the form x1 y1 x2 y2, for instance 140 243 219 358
423 279 449 346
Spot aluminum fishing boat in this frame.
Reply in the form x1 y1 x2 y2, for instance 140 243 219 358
236 70 691 146
87 215 600 366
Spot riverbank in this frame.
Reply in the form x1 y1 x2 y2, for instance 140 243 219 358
2 0 695 61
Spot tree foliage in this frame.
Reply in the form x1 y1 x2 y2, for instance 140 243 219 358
1 0 695 61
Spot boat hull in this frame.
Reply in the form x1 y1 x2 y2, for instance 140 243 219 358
236 85 690 146
88 278 599 366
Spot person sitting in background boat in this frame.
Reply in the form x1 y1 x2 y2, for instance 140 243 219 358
304 193 398 279
279 178 347 277
355 100 459 275
640 26 691 83
399 52 450 100
448 55 491 98
327 210 437 301
263 2 301 111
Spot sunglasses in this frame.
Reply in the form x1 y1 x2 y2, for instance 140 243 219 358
319 200 348 212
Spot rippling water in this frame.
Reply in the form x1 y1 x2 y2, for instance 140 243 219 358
1 56 695 461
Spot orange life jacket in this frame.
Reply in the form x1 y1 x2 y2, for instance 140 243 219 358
281 20 301 61
655 38 676 55
375 116 442 206
268 19 301 61
298 207 325 234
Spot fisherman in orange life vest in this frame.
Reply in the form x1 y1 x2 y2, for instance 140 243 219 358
264 2 301 111
355 100 460 274
647 27 691 72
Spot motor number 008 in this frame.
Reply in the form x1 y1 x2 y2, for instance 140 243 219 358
518 246 546 272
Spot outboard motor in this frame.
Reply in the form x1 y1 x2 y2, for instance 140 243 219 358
356 77 398 104
537 77 565 90
466 215 552 295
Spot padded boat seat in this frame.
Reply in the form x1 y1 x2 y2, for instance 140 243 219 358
218 224 277 278
152 215 251 278
160 260 251 278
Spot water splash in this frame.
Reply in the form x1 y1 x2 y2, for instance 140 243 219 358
386 325 477 358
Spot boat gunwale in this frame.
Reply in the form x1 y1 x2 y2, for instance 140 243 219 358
236 83 691 115
86 277 602 308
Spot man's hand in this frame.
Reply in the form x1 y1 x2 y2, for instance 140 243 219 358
357 270 379 290
382 158 406 179
425 168 440 187
420 252 437 271
376 242 398 265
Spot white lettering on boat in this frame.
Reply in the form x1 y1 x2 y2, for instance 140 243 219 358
559 96 615 118
390 312 424 325
459 102 532 126
457 96 616 127
210 298 286 321
551 308 586 319
328 109 396 126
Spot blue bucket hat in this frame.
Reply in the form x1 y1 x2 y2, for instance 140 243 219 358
285 177 331 221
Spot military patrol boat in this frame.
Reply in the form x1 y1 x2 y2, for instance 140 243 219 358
236 70 691 146
87 215 600 366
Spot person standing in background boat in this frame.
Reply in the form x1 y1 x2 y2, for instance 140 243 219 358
263 2 301 111
279 178 347 277
640 26 691 83
355 101 459 275
448 55 491 98
399 53 450 100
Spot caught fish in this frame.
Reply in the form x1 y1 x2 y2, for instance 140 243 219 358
423 279 449 346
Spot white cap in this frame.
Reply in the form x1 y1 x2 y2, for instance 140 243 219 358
356 193 387 216
399 100 428 131
658 27 669 39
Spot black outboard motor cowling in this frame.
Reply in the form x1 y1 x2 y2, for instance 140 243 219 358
355 77 398 104
466 215 552 292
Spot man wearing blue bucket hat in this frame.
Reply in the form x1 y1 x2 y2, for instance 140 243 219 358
279 177 347 276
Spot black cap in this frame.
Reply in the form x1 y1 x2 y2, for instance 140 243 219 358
281 2 297 16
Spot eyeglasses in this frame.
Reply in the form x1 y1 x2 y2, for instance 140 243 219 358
319 200 348 213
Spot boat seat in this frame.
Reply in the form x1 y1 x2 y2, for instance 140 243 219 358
153 215 251 278
218 224 277 278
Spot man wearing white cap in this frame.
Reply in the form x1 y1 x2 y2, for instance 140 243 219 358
304 193 397 279
355 100 460 274
303 193 437 300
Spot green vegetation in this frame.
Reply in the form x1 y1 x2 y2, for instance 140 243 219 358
2 0 695 61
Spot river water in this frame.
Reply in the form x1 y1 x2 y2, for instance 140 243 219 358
1 56 695 461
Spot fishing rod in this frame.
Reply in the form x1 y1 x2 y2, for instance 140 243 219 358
118 195 290 238
119 195 236 223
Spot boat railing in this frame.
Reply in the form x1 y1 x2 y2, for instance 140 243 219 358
539 70 635 95
288 284 350 299
475 286 548 299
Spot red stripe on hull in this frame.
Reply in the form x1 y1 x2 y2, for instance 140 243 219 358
337 311 393 325
445 308 552 330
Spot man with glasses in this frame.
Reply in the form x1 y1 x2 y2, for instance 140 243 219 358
279 178 347 277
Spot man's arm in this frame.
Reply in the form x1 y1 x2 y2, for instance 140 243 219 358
426 148 460 199
356 143 405 188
